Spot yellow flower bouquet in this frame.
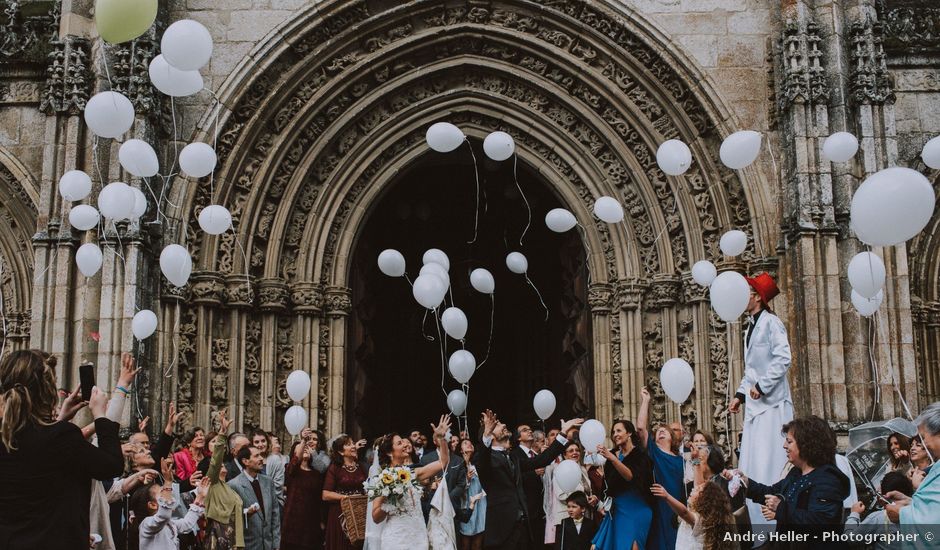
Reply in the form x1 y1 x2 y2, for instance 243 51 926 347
364 465 422 510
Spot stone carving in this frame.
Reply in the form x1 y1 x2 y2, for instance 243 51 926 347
257 278 289 312
780 19 830 107
708 309 733 457
40 36 91 116
879 0 940 54
0 0 57 60
211 372 227 401
588 283 613 313
243 318 262 428
108 36 159 115
646 276 682 310
325 286 353 316
849 16 896 105
212 338 230 371
290 281 324 313
224 275 255 308
191 272 224 305
317 322 330 431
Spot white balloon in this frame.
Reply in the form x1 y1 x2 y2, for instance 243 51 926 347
579 419 606 451
852 289 883 318
130 187 147 220
533 389 556 420
68 205 100 231
119 139 159 178
822 132 859 163
506 252 528 274
198 205 232 235
97 182 136 220
554 460 582 493
709 271 750 322
426 122 465 153
593 196 624 223
160 244 193 287
284 405 307 435
161 19 213 71
691 260 717 287
483 131 515 161
179 142 217 178
422 249 450 271
719 130 762 170
419 263 450 287
719 230 748 257
661 358 694 403
470 268 495 294
447 389 468 416
656 139 693 176
59 170 92 202
441 307 468 340
76 243 103 277
377 249 406 277
84 91 135 139
922 136 940 169
412 274 446 309
851 167 936 246
286 370 311 402
148 54 204 97
132 310 158 340
545 208 577 233
847 252 886 300
448 350 476 384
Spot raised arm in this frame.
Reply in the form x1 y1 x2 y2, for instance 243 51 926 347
597 445 634 482
415 414 452 483
652 483 695 525
636 387 650 449
70 388 125 479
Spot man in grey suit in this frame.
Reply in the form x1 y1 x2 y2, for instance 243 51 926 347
228 445 281 550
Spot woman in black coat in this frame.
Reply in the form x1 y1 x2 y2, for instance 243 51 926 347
739 416 849 548
0 350 125 550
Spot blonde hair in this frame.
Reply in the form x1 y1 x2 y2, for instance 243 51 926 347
0 350 58 451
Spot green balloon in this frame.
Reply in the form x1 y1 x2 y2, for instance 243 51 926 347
95 0 158 44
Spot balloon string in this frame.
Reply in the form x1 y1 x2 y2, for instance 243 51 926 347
873 309 914 421
157 97 180 220
466 138 481 244
142 178 173 225
867 315 880 422
725 322 733 464
421 309 435 341
461 382 470 436
231 218 253 303
478 294 495 368
32 245 59 283
760 139 778 260
525 273 549 321
575 223 594 287
513 154 531 246
404 273 413 287
434 308 448 399
162 303 182 377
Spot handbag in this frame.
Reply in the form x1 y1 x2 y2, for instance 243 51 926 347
340 494 369 544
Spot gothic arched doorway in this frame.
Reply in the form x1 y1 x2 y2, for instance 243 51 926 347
347 143 592 438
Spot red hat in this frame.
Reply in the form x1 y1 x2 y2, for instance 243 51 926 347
746 273 779 304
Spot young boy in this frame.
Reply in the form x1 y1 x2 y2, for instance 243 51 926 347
554 491 596 550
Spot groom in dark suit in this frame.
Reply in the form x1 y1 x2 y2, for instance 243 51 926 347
475 409 583 550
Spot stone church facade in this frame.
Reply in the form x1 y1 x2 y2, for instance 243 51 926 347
0 0 937 447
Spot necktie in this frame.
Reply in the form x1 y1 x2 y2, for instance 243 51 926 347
250 478 265 517
528 449 536 459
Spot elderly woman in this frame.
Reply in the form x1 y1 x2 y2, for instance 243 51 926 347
637 387 684 550
544 440 594 544
886 402 940 525
739 416 849 544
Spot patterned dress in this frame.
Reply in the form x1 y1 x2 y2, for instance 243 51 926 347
324 463 368 550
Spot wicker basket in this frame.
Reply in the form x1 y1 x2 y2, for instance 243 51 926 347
340 494 368 544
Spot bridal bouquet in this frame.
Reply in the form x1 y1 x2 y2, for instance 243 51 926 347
364 466 423 510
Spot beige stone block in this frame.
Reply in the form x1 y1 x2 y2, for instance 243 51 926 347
209 41 256 77
728 9 771 35
271 0 311 9
680 0 747 12
0 107 21 145
187 0 256 10
917 95 940 133
712 68 766 101
718 35 766 68
652 13 727 35
177 11 229 42
228 10 294 42
676 34 718 67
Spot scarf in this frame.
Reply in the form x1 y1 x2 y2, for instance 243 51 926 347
205 436 245 548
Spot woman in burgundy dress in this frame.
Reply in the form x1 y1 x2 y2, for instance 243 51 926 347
322 435 367 549
281 430 326 550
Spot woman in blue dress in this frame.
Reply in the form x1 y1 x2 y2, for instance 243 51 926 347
592 419 654 550
457 439 486 549
638 386 686 550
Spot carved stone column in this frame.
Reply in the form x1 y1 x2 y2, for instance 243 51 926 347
588 282 614 430
257 277 289 430
224 275 258 429
324 286 352 437
616 281 645 423
290 281 324 428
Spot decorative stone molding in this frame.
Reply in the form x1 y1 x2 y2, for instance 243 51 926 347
290 281 324 314
587 283 613 313
849 16 896 105
0 0 57 61
646 274 682 310
324 286 352 316
190 271 224 306
160 280 190 303
879 0 940 56
108 36 159 116
616 281 645 311
223 274 254 308
257 278 289 313
780 19 829 107
40 35 91 116
681 275 708 304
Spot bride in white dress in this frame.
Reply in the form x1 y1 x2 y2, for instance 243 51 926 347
371 415 452 550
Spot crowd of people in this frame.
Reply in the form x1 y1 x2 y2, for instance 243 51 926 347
1 345 939 550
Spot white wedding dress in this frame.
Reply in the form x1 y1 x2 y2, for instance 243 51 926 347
379 484 429 550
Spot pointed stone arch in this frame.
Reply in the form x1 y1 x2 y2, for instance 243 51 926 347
909 173 940 406
0 147 38 355
162 0 775 445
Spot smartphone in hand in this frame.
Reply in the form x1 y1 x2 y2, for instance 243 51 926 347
79 362 95 401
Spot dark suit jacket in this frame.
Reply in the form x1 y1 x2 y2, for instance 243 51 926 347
512 445 547 539
553 516 596 550
224 460 242 481
474 437 565 547
418 449 467 522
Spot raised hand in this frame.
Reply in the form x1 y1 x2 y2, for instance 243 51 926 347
481 410 497 437
650 483 668 498
640 386 651 401
356 438 368 450
432 414 452 439
560 418 585 434
301 428 313 441
597 444 614 460
194 477 210 504
160 457 174 483
138 416 150 433
88 387 109 418
217 408 233 434
189 470 204 485
118 353 141 387
57 385 87 422
164 402 184 435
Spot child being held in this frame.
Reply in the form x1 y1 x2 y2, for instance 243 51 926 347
129 457 209 550
554 491 596 550
651 480 737 550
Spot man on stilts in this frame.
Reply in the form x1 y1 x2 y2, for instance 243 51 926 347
728 273 793 542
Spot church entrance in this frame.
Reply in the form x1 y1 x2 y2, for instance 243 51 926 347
346 142 593 439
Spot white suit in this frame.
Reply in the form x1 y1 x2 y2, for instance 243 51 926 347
736 309 793 537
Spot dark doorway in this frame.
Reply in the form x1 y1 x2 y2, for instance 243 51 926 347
347 142 592 440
